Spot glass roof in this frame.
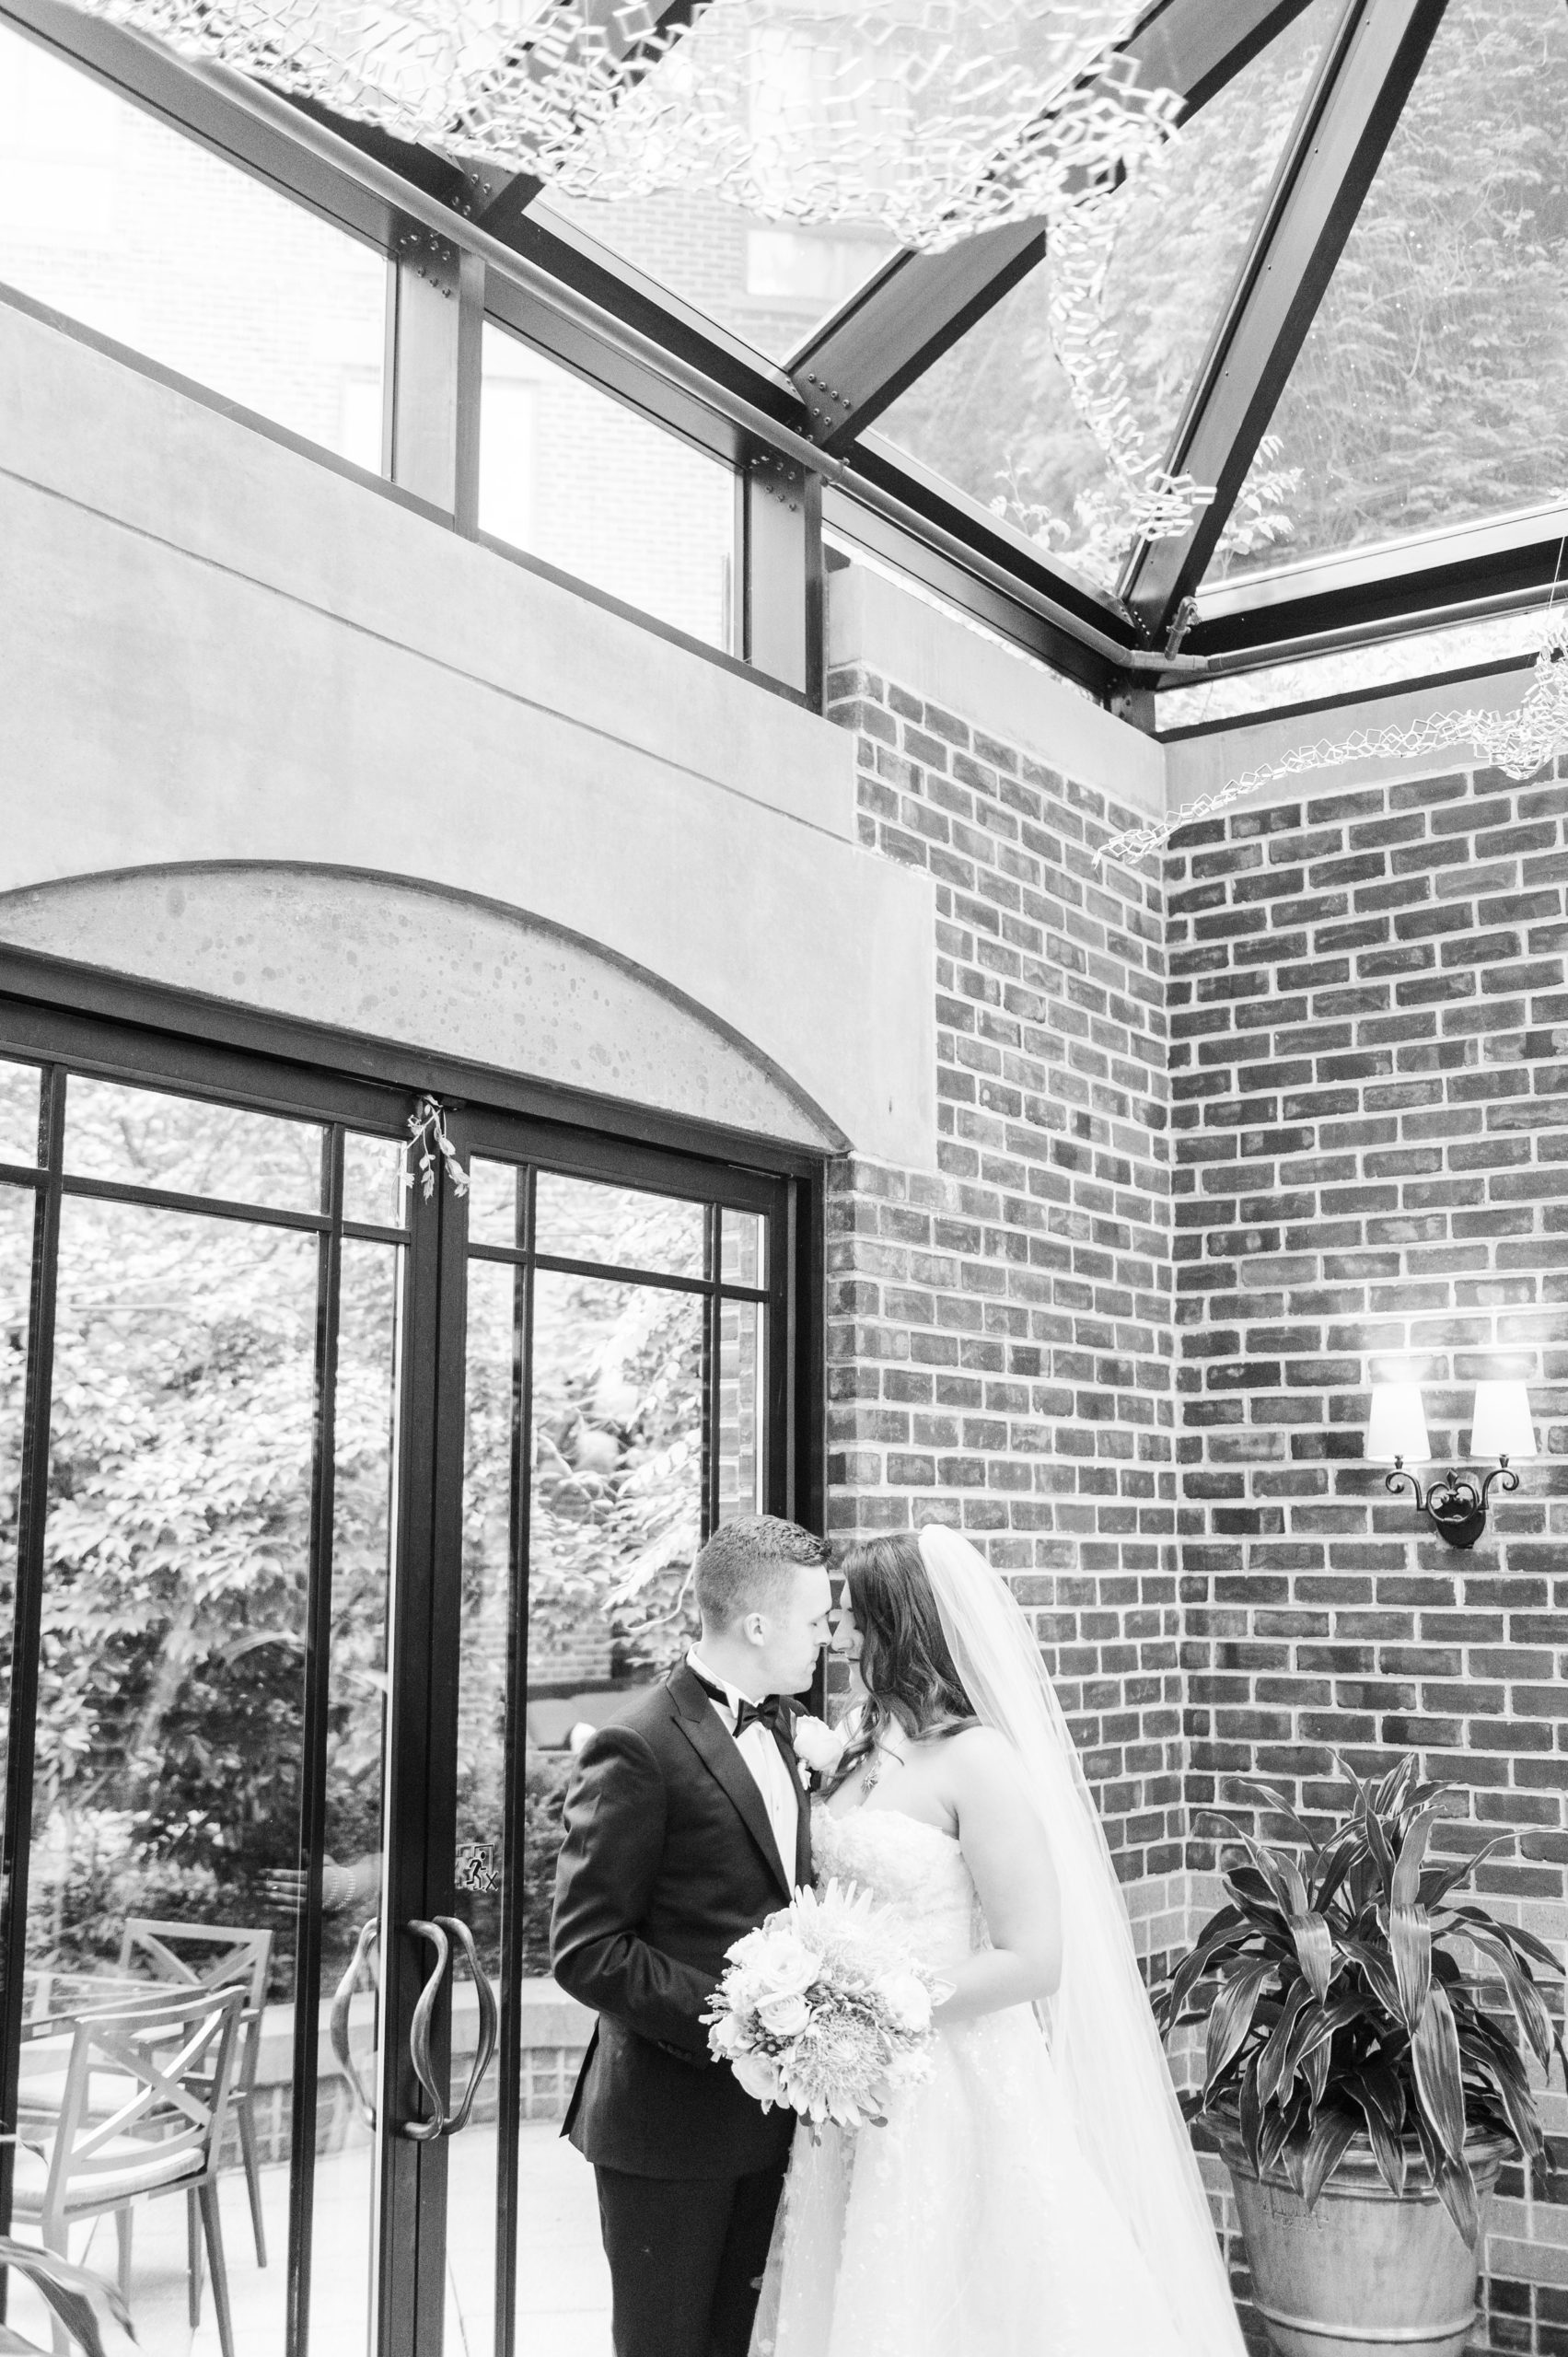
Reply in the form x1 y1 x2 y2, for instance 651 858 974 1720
872 0 1341 593
1207 0 1568 588
532 187 899 367
1156 607 1551 734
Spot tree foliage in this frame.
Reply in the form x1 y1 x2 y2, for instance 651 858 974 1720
0 1086 716 2002
881 0 1568 591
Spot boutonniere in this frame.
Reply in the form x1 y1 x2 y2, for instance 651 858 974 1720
790 1713 849 1789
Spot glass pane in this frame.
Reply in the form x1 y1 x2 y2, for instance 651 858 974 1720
1156 606 1552 733
528 1268 705 1712
877 0 1338 590
535 1172 705 1278
721 1207 765 1288
512 1268 704 2350
343 1131 408 1230
310 1237 401 2357
536 188 898 365
469 1155 521 1249
1211 0 1568 583
16 1194 318 2353
0 1184 34 1921
0 19 386 470
448 1254 516 2357
64 1074 323 1214
0 1060 41 1162
718 1300 764 1525
481 320 735 650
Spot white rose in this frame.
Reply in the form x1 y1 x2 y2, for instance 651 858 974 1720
878 1970 933 2035
792 1714 849 1776
732 2049 783 2107
750 1932 818 1999
708 2011 748 2058
757 1990 811 2037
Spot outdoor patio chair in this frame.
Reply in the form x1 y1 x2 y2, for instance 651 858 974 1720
8 1985 245 2357
118 1918 274 2266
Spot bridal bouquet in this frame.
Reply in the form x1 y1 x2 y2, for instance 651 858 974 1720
704 1880 948 2133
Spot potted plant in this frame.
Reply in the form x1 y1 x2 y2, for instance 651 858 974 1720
1156 1754 1565 2357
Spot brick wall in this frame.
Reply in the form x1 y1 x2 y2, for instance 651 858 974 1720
1167 760 1568 2354
820 656 1193 1947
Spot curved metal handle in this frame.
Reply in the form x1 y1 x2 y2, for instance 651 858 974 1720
401 1919 451 2142
329 1917 381 2131
435 1916 499 2137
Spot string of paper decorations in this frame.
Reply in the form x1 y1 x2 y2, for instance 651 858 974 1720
69 0 1169 251
1097 608 1568 871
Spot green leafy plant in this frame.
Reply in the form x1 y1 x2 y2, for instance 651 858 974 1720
1156 1754 1567 2247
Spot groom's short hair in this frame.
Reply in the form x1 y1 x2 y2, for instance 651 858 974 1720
695 1515 830 1631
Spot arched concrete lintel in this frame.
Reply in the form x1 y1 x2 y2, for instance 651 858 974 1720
0 862 850 1155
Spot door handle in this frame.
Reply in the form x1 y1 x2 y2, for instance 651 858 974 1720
401 1919 451 2142
329 1916 381 2131
434 1915 499 2136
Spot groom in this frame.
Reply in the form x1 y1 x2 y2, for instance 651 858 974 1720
552 1514 833 2357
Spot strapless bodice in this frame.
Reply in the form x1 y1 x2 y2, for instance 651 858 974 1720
810 1804 984 1971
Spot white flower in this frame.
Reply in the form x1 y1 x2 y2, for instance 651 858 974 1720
749 1930 819 1997
708 2011 748 2058
757 1990 811 2037
878 1970 933 2035
792 1714 849 1777
732 2049 783 2107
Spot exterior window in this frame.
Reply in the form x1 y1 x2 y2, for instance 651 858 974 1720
0 19 385 469
480 319 735 651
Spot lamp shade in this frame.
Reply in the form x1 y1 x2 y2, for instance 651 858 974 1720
1471 1380 1537 1463
1367 1383 1432 1466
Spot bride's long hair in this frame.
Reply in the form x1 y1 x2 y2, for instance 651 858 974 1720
824 1534 978 1793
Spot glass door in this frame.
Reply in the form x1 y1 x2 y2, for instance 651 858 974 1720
0 1016 812 2357
0 1049 413 2357
437 1121 795 2357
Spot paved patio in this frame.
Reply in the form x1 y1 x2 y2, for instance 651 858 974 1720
4 2124 612 2357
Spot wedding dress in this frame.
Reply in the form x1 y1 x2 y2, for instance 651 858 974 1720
749 1801 1190 2357
749 1527 1247 2357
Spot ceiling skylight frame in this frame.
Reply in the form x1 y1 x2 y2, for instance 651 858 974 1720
6 0 1558 712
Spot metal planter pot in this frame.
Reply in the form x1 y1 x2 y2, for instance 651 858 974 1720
1216 2127 1510 2357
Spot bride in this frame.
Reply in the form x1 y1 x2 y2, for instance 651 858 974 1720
750 1527 1247 2357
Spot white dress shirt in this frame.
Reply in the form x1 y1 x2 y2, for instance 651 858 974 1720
686 1648 801 1888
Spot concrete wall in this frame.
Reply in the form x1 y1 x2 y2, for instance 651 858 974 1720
0 287 935 1166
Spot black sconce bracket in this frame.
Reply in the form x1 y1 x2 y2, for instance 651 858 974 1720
1385 1457 1520 1550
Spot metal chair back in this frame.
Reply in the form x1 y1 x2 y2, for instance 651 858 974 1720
38 1985 245 2216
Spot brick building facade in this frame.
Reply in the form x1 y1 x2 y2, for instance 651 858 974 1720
823 645 1568 2354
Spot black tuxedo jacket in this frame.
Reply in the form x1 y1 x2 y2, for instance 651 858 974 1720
552 1661 812 2179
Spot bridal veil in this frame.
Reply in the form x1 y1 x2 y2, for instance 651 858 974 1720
917 1525 1247 2357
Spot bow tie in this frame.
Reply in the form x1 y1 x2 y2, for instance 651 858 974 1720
691 1666 785 1739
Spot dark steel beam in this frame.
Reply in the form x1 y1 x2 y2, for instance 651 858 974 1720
1120 0 1452 642
789 0 1323 456
1180 530 1568 667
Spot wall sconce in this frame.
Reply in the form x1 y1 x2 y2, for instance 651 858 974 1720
1367 1380 1537 1550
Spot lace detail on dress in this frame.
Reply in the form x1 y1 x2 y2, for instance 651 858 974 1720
749 1806 1189 2357
809 1806 982 1971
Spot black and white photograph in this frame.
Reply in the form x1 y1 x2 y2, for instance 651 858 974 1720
0 0 1566 2352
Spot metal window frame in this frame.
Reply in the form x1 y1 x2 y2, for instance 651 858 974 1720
1 0 1546 714
0 949 825 2357
784 0 1326 455
1118 0 1453 644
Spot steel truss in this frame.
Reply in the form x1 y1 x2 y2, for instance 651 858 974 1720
2 0 1517 715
